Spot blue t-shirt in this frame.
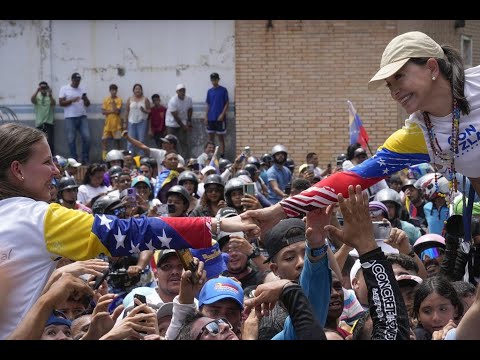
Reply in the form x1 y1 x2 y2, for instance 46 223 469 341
424 202 449 235
206 86 229 121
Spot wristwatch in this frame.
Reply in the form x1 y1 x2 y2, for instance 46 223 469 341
248 246 261 260
306 242 328 258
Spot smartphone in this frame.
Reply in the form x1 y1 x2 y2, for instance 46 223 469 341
243 183 255 196
372 221 392 240
134 293 147 307
176 249 198 283
307 164 314 171
93 268 109 290
244 146 251 157
127 187 137 206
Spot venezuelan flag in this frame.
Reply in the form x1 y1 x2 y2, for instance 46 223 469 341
209 145 221 174
348 100 370 150
43 203 213 260
282 120 431 217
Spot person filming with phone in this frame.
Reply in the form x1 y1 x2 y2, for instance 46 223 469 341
59 72 91 165
31 81 56 154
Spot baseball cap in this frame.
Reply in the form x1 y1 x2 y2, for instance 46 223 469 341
46 313 72 327
122 287 161 309
71 72 82 80
156 302 174 320
131 175 151 189
190 240 227 279
210 72 220 79
368 31 445 90
263 218 305 263
176 83 186 91
198 277 244 310
67 158 82 168
160 134 178 145
155 249 177 267
395 274 423 287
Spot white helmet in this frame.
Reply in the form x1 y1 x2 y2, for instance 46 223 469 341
414 173 449 201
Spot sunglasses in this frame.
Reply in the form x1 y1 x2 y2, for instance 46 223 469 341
195 318 233 340
420 247 443 262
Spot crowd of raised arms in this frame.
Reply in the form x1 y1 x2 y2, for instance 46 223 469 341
2 31 480 340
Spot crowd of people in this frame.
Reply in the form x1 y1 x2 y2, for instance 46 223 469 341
3 31 480 340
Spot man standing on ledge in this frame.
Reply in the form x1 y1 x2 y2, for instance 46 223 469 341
59 72 91 165
204 72 229 158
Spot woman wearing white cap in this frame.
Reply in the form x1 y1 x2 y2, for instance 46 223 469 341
243 31 480 234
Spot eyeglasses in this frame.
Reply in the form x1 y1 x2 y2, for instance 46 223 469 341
195 318 233 340
420 247 443 261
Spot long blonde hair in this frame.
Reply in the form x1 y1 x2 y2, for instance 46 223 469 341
0 123 46 200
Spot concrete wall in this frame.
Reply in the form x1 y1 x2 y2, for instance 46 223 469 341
0 20 236 161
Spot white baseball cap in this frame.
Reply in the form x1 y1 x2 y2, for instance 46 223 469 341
176 83 186 91
368 31 445 90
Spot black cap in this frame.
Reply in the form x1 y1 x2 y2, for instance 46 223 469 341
210 72 220 79
160 134 178 145
263 218 305 263
71 72 81 80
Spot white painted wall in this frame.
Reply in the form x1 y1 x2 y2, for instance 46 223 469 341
0 20 236 160
0 20 235 117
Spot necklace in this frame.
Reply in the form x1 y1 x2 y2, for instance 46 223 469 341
422 99 460 205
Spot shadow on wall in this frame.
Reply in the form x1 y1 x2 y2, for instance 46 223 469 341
22 117 237 164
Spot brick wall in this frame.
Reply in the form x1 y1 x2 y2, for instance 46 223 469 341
235 20 480 170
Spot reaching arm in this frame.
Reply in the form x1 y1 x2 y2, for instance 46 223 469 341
280 123 430 217
41 203 258 261
122 132 151 156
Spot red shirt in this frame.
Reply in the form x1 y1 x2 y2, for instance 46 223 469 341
150 105 166 133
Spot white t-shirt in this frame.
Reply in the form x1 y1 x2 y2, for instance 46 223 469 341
59 84 87 118
410 65 480 178
150 148 185 173
166 95 193 127
77 184 109 205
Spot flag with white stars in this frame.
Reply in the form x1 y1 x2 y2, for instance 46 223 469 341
91 215 213 257
281 121 431 217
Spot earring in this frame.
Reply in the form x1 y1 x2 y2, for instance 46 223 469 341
21 176 24 181
432 76 436 81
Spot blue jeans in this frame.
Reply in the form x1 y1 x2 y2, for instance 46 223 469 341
65 115 90 163
127 119 147 156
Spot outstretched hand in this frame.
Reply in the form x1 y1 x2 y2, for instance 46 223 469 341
324 185 377 256
240 203 287 238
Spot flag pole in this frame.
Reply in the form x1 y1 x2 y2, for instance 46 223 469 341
364 139 374 157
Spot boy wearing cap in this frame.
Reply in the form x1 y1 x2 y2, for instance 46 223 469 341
262 211 332 340
59 72 91 164
204 72 229 158
165 84 193 158
31 81 56 154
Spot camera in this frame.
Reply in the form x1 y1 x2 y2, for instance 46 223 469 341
176 249 199 284
372 221 392 240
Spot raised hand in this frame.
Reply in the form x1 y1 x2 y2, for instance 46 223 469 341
324 185 377 256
